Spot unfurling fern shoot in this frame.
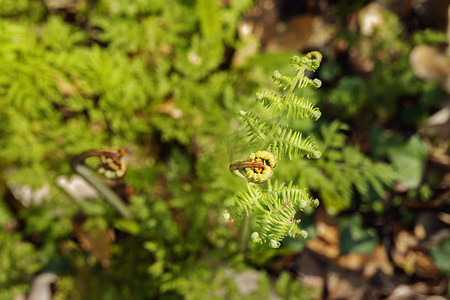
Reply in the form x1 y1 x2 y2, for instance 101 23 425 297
227 51 323 249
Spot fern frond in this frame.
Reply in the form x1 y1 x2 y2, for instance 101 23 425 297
289 53 323 89
290 52 322 72
229 52 324 247
269 127 321 160
256 91 321 121
265 180 317 210
254 212 291 248
250 181 318 247
341 147 397 198
285 94 321 120
256 90 283 112
367 163 397 195
272 71 294 90
361 161 397 197
296 75 322 89
228 183 266 218
238 110 268 143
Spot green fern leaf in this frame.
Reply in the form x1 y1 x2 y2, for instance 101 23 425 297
268 127 321 160
238 110 268 143
256 91 321 121
272 71 294 90
266 181 317 210
256 90 283 112
365 162 397 196
251 181 318 247
229 53 324 247
229 183 265 218
285 94 321 120
290 52 322 72
255 212 291 248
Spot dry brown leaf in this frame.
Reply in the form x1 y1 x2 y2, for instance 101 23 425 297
414 277 450 296
239 0 278 47
438 212 450 225
231 21 259 67
364 244 394 278
44 0 77 10
155 99 183 119
266 14 332 52
358 3 386 36
387 283 448 300
414 251 441 278
336 252 367 272
297 252 324 292
327 267 368 300
414 212 447 242
306 238 340 259
391 226 441 278
391 246 440 278
410 46 450 81
394 229 418 254
315 205 340 245
72 219 115 268
54 75 78 97
423 228 450 248
307 206 340 259
336 244 393 278
420 99 450 141
410 46 450 93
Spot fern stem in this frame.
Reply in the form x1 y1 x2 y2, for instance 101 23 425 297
240 213 251 253
73 163 132 219
262 67 304 150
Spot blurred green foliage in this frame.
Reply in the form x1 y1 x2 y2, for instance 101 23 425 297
339 214 378 255
388 135 429 189
430 237 450 275
0 0 447 299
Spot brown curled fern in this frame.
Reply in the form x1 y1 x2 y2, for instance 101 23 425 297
70 148 132 219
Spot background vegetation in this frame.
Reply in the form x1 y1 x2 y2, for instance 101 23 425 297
0 0 449 299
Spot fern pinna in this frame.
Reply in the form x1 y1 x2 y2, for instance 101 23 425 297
227 52 323 248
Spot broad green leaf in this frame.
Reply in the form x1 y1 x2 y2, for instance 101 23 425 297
339 214 378 255
429 237 450 275
387 135 428 189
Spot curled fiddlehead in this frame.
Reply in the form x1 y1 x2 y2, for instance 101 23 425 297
229 150 277 184
71 148 132 219
71 148 128 180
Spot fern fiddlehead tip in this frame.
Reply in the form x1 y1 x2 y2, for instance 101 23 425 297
313 110 322 120
312 198 320 208
71 148 131 219
72 148 128 180
312 151 322 159
251 232 261 243
269 239 280 248
299 230 308 239
230 150 277 184
223 210 231 221
312 78 322 89
249 150 277 168
306 51 322 63
97 148 128 180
